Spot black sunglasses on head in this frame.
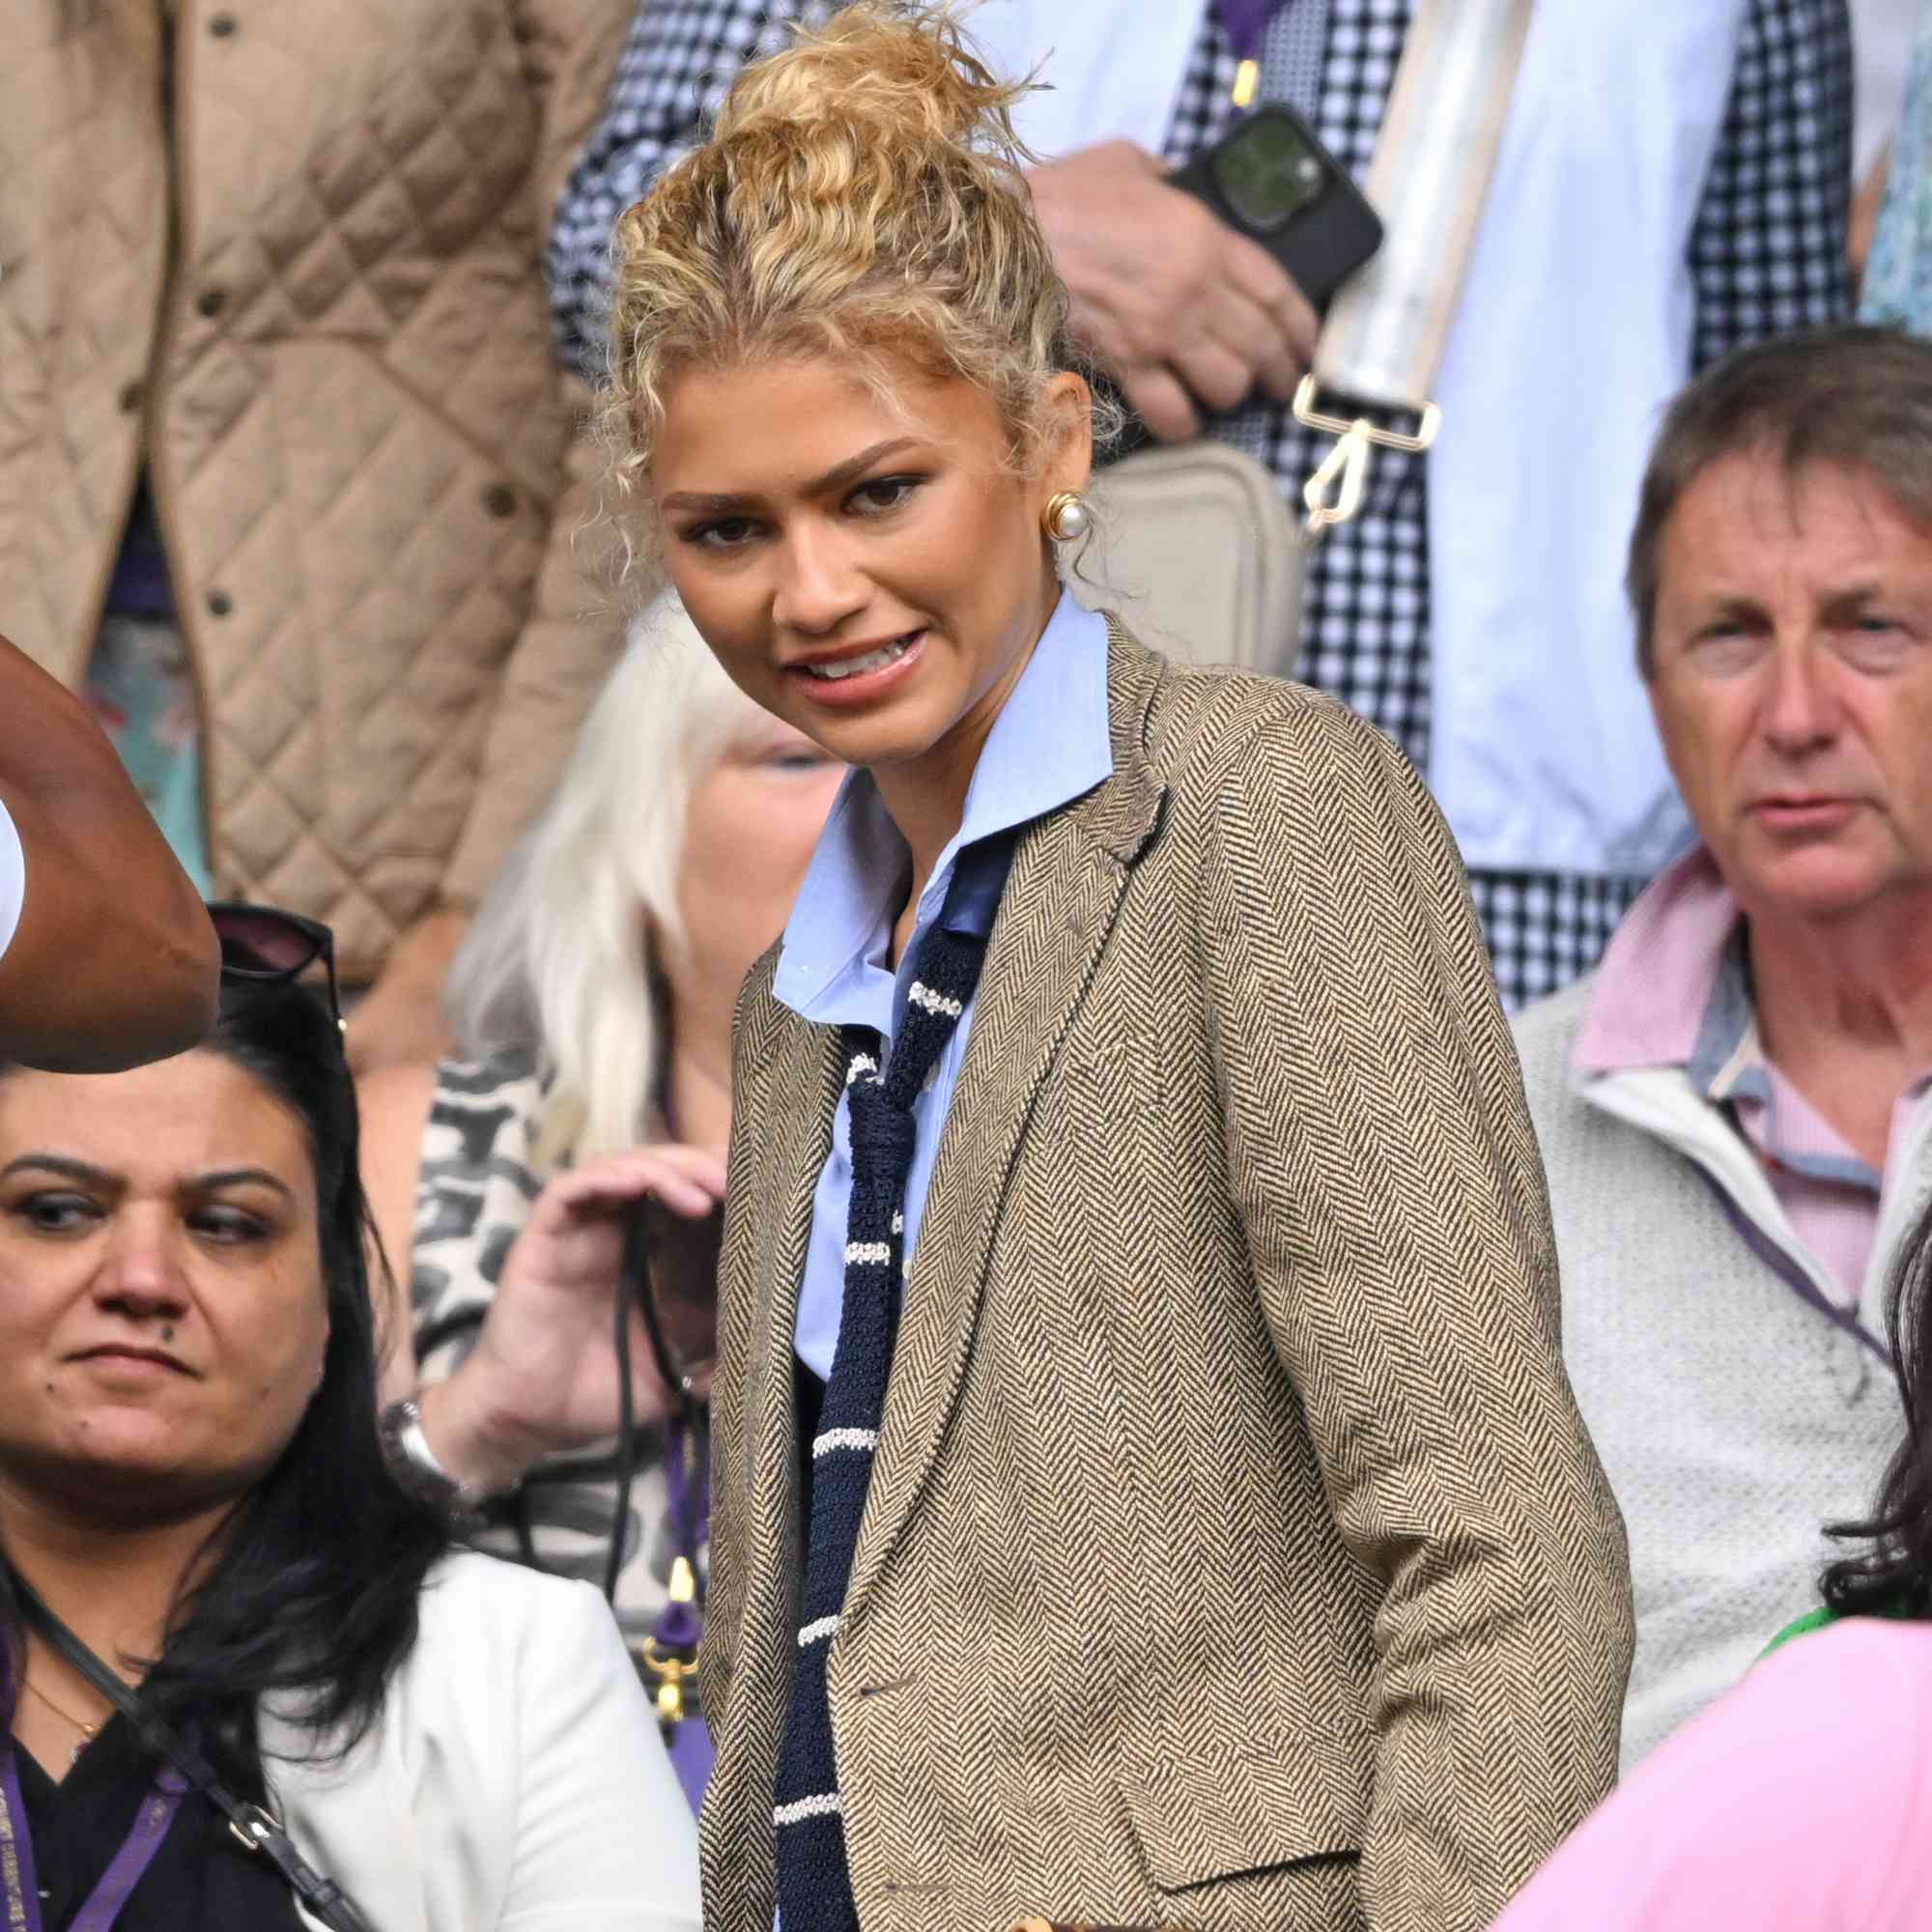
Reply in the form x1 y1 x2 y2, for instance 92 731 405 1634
206 900 343 1033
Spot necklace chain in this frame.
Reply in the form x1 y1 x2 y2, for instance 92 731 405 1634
18 1671 102 1738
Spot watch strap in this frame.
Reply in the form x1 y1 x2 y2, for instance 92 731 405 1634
378 1396 492 1514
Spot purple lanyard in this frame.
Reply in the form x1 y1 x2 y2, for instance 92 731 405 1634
654 1412 714 1816
1 1743 187 1932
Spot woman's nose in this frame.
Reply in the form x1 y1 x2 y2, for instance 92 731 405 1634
92 1211 192 1321
772 525 869 636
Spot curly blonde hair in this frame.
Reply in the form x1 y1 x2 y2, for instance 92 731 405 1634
604 1 1107 552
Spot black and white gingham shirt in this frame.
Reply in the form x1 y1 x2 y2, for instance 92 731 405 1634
548 0 1853 1007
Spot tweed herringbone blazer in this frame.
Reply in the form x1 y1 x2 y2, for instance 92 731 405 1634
698 622 1633 1932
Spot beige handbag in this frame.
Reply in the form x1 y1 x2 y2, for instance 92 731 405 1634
1077 441 1303 677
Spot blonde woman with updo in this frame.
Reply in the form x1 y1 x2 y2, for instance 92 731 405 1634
606 9 1634 1931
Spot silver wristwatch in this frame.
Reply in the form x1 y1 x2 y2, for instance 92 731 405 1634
377 1396 492 1515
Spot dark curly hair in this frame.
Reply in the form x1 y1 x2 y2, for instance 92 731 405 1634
1824 1197 1932 1620
0 975 447 1780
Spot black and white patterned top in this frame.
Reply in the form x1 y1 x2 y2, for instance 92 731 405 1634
546 0 1853 1006
411 1047 701 1655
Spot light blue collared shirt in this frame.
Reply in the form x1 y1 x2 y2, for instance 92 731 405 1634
773 593 1114 1379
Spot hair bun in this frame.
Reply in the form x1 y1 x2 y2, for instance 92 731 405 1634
717 1 1030 159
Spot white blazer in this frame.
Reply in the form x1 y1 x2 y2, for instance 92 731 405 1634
260 1551 702 1932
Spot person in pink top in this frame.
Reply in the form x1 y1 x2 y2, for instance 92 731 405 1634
1496 1202 1932 1931
1490 1617 1932 1931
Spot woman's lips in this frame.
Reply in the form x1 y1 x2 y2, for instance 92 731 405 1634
784 630 927 709
72 1346 193 1377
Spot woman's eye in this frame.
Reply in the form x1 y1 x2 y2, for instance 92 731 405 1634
14 1192 99 1235
851 475 922 516
768 749 836 772
190 1205 270 1244
684 517 758 551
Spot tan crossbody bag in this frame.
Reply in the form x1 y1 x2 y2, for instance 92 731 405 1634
1079 0 1535 678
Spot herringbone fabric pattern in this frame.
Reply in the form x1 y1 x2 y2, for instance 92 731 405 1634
0 0 631 977
699 621 1633 1932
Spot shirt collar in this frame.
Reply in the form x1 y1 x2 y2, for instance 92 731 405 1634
1576 841 1932 1195
772 592 1114 1020
1686 925 1760 1101
1576 845 1791 1101
1574 844 1739 1075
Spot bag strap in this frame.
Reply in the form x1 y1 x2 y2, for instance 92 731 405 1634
1295 0 1535 535
13 1581 376 1932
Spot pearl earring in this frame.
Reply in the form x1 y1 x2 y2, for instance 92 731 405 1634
1042 491 1091 543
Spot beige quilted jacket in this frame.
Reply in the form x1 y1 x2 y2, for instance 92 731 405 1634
0 0 631 979
701 622 1633 1932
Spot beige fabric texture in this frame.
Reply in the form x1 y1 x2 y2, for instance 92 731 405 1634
0 0 633 979
699 620 1634 1932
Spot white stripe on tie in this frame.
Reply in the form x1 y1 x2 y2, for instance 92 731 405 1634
774 1793 843 1829
797 1614 841 1649
844 1240 891 1265
812 1428 880 1459
907 980 963 1019
845 1054 879 1086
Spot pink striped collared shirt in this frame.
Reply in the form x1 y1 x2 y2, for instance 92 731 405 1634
1575 847 1932 1306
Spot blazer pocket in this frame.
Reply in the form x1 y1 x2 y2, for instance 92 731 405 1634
1119 1727 1367 1894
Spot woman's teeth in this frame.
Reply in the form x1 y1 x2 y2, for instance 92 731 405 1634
802 632 918 681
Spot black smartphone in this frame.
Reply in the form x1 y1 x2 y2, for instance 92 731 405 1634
1170 103 1383 314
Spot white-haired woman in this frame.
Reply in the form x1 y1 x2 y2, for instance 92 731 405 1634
357 592 844 1809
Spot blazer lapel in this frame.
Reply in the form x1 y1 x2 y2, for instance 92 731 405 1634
840 628 1171 1627
743 997 844 1628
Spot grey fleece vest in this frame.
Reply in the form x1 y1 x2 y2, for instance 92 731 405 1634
1515 979 1912 1770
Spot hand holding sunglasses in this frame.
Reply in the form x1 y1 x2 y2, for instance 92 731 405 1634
407 1145 726 1501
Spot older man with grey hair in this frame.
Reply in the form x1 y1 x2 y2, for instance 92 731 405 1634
1517 322 1932 1770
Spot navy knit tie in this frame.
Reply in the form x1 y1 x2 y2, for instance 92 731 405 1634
774 838 1013 1932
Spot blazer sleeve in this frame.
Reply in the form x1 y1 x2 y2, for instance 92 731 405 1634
1198 698 1634 1931
498 1577 704 1929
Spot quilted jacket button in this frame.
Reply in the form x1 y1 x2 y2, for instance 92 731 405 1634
118 381 145 414
196 288 227 319
209 12 239 34
207 589 234 618
482 483 518 519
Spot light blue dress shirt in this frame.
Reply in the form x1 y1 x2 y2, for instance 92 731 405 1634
773 593 1115 1379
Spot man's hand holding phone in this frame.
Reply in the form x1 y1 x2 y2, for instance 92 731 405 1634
1028 139 1318 442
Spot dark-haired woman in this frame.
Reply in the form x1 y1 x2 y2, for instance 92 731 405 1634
0 964 701 1930
1491 1205 1932 1931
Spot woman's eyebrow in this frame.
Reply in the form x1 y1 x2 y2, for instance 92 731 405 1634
660 437 922 513
0 1152 114 1186
188 1167 298 1203
0 1153 296 1204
